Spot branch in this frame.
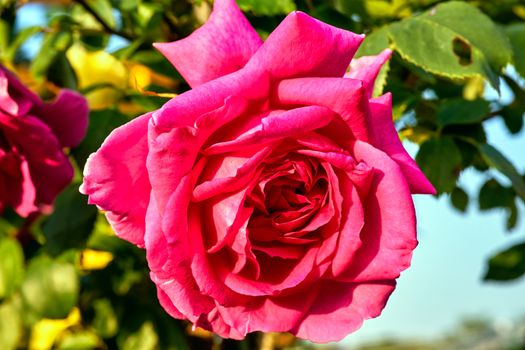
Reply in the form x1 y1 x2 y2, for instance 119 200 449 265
73 0 134 40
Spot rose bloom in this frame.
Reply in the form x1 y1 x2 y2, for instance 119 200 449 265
81 0 435 342
0 66 88 216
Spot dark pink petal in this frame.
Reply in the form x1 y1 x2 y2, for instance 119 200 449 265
0 146 38 217
36 89 89 148
274 78 370 141
154 0 262 87
81 113 151 247
368 94 436 194
1 113 72 209
246 12 364 79
346 49 392 97
338 140 417 282
10 159 38 217
0 67 39 116
294 281 395 342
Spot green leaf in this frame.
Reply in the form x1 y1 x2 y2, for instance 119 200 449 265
485 242 525 281
437 99 490 127
92 299 118 338
478 179 514 211
72 109 129 168
506 201 518 231
21 257 79 319
450 186 469 212
419 2 512 72
0 299 22 350
58 331 101 350
0 237 24 300
85 0 116 29
416 137 462 193
30 31 72 80
42 184 98 256
355 26 390 57
119 321 158 350
505 23 525 78
478 144 525 202
389 1 512 88
5 25 42 61
372 60 390 98
236 0 296 16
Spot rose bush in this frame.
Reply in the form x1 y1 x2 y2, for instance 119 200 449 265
81 0 435 342
0 66 88 217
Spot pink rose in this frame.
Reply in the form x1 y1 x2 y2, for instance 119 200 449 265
0 66 88 216
81 0 435 342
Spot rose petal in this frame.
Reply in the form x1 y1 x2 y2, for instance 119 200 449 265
346 49 392 97
246 12 364 79
1 113 72 208
36 89 89 148
154 0 262 87
337 140 417 282
216 290 318 336
149 94 255 214
81 113 152 247
294 281 395 342
0 68 38 116
274 78 370 141
368 93 436 194
330 172 364 276
146 194 215 322
204 106 336 155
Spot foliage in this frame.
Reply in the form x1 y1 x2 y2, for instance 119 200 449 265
0 0 524 348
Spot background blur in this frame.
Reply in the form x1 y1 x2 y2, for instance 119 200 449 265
1 0 524 349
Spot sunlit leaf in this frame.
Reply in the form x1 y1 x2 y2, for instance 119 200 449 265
389 1 512 88
236 0 296 16
21 257 79 319
0 237 24 300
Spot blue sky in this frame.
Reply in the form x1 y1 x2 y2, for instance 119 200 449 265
14 3 525 346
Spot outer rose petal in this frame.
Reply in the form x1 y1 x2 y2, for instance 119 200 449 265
146 189 216 322
36 89 89 148
346 49 392 98
338 140 417 282
246 12 364 79
81 113 152 247
368 93 436 195
216 291 318 336
154 0 262 87
274 78 370 141
294 281 395 342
